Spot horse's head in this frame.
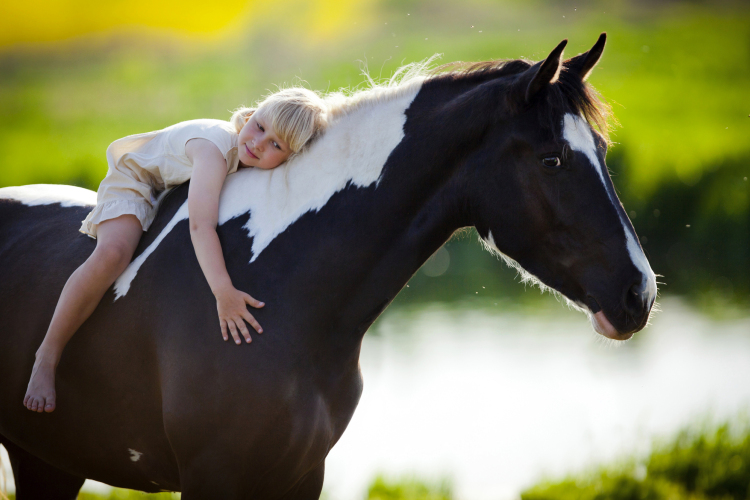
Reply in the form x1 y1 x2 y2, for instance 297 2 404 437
449 34 656 340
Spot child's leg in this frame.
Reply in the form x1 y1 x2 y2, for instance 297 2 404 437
24 214 143 413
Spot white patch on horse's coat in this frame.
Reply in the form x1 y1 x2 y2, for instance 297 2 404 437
128 449 143 462
114 202 188 298
562 114 657 304
0 184 96 207
112 87 421 299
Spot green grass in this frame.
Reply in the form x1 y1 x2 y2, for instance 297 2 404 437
522 419 750 500
367 475 453 500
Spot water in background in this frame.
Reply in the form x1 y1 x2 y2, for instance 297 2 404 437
2 297 749 498
324 297 750 500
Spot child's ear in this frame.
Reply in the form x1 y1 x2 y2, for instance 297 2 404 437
244 109 256 123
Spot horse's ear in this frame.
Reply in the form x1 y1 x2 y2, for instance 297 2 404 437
565 32 607 81
521 39 568 102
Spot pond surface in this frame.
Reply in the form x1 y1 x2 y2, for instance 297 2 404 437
324 297 750 500
2 298 750 499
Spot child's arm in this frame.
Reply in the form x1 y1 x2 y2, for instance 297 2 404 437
186 138 265 345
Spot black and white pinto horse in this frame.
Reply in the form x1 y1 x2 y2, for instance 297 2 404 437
0 35 656 499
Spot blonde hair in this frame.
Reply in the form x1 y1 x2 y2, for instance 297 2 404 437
231 88 327 159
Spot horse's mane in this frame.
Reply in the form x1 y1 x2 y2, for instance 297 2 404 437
321 56 437 122
323 55 613 143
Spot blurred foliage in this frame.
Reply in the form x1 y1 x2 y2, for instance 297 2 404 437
0 0 748 304
615 152 750 306
5 489 179 500
366 475 453 500
0 0 249 46
522 419 750 500
0 0 378 47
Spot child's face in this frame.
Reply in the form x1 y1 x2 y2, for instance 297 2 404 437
238 114 292 170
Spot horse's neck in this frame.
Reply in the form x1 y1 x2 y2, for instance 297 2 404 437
280 156 464 351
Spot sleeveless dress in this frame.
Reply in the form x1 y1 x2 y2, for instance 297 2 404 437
80 119 242 238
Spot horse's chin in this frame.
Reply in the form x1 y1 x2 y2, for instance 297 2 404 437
591 310 633 341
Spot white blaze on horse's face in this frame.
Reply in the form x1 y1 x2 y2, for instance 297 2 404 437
112 86 423 299
561 113 657 307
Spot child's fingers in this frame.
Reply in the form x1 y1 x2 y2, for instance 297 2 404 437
227 320 242 345
220 319 228 341
242 310 263 334
235 317 252 343
243 292 265 309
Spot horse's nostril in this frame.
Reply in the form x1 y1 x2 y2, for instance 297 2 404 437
623 281 645 317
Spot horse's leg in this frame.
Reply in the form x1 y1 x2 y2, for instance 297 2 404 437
279 463 325 500
0 437 85 500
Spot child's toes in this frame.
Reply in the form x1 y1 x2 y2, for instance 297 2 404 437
44 397 56 412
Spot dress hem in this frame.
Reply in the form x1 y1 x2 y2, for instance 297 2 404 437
79 199 153 239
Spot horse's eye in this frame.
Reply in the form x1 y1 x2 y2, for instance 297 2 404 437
542 156 561 168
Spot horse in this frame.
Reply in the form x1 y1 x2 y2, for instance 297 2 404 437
0 34 656 499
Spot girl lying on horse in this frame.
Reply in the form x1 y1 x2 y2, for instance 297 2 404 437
24 88 328 413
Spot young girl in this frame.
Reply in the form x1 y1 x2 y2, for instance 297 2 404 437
24 88 328 413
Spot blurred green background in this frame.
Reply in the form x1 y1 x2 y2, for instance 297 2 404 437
1 0 748 306
1 1 749 498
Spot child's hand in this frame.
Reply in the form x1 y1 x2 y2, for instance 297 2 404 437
214 286 265 344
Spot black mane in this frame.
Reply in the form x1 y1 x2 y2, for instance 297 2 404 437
428 58 613 142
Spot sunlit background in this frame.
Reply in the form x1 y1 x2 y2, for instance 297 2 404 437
1 0 749 498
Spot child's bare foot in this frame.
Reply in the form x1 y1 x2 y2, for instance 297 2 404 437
24 356 57 413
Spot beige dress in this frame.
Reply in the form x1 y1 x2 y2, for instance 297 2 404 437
80 119 241 238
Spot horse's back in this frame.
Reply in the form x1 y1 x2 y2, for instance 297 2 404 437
0 184 97 276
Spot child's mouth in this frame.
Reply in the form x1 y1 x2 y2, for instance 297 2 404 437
245 144 258 159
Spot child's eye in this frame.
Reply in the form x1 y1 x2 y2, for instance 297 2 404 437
273 142 281 150
257 122 264 132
